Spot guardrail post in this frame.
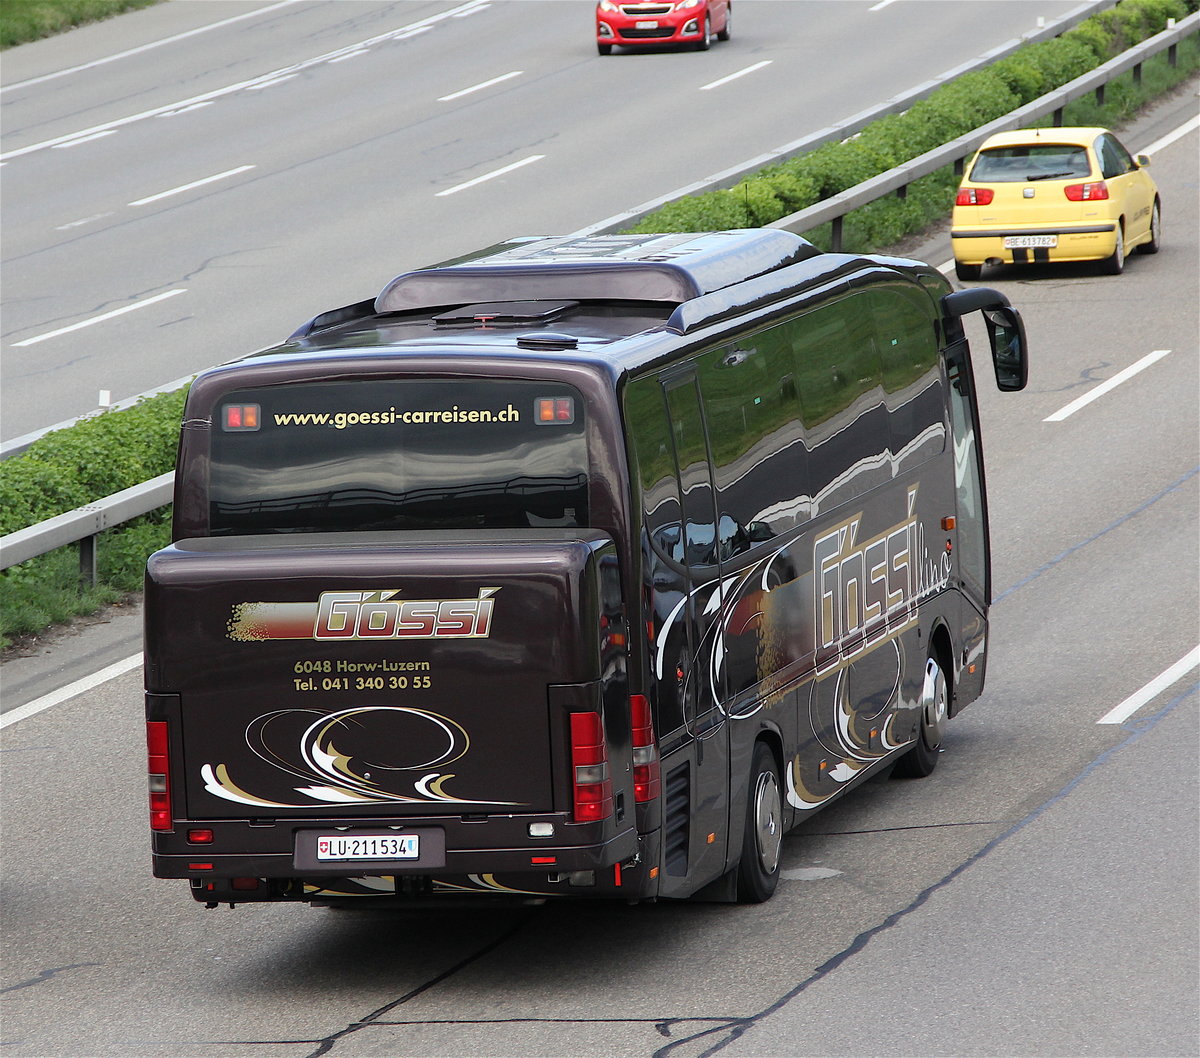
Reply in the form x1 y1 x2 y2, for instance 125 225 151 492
79 534 98 586
1133 61 1143 85
830 215 843 253
1096 83 1106 106
1053 106 1064 126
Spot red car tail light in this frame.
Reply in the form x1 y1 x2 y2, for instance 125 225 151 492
955 188 994 206
1064 181 1109 201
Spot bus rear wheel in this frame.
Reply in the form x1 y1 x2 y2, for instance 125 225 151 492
736 742 783 902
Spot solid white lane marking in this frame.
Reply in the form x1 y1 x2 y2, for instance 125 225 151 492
128 165 255 206
1044 349 1170 422
0 654 143 730
51 130 117 149
327 50 370 64
0 0 300 93
699 61 772 92
246 74 299 91
1097 646 1199 724
11 289 186 347
438 70 523 102
435 154 544 197
0 0 490 162
1142 113 1199 155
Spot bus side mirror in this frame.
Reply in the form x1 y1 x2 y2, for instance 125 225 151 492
983 306 1028 392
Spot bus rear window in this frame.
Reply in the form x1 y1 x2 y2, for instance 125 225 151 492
207 379 588 535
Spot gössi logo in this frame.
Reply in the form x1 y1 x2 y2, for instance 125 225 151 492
226 588 499 642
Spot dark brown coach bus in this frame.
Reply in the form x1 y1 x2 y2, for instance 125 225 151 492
144 229 1028 909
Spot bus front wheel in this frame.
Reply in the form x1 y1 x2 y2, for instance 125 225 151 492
736 742 783 902
893 654 946 779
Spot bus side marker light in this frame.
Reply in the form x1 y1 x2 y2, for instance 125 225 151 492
531 856 557 865
189 863 214 871
706 833 716 845
941 516 956 531
649 866 659 879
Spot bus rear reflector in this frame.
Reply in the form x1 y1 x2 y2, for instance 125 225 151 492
570 712 612 823
147 721 172 831
630 694 660 802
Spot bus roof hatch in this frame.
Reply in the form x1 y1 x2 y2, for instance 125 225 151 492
375 230 821 314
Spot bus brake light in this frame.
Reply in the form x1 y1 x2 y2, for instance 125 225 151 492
570 712 612 823
147 721 172 831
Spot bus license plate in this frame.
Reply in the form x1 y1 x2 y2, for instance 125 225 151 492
316 834 419 862
1004 235 1057 249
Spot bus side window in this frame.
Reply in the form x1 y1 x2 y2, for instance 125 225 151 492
697 330 810 546
870 286 947 473
794 300 887 508
627 376 687 736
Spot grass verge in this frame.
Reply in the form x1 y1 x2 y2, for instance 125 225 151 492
1 0 160 49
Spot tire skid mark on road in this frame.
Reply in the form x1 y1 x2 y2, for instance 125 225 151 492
993 464 1199 604
0 962 101 994
301 909 538 1058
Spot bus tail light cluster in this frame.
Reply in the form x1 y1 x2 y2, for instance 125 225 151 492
955 188 994 206
1064 180 1109 201
630 694 660 803
570 712 612 823
147 721 172 831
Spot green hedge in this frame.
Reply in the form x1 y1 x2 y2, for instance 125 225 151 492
2 0 1196 647
1 390 186 644
628 0 1193 239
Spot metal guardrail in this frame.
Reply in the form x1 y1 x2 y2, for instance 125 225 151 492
768 13 1198 249
2 7 1194 582
0 473 174 584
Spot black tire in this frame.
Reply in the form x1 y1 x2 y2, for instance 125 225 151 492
893 654 946 779
696 14 712 50
736 742 783 903
717 4 731 41
954 260 983 282
1100 223 1125 275
1136 200 1161 255
597 43 612 55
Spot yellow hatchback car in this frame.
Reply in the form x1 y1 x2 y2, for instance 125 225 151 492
951 127 1160 281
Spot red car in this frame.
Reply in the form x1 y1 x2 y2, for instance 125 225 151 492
596 0 731 55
